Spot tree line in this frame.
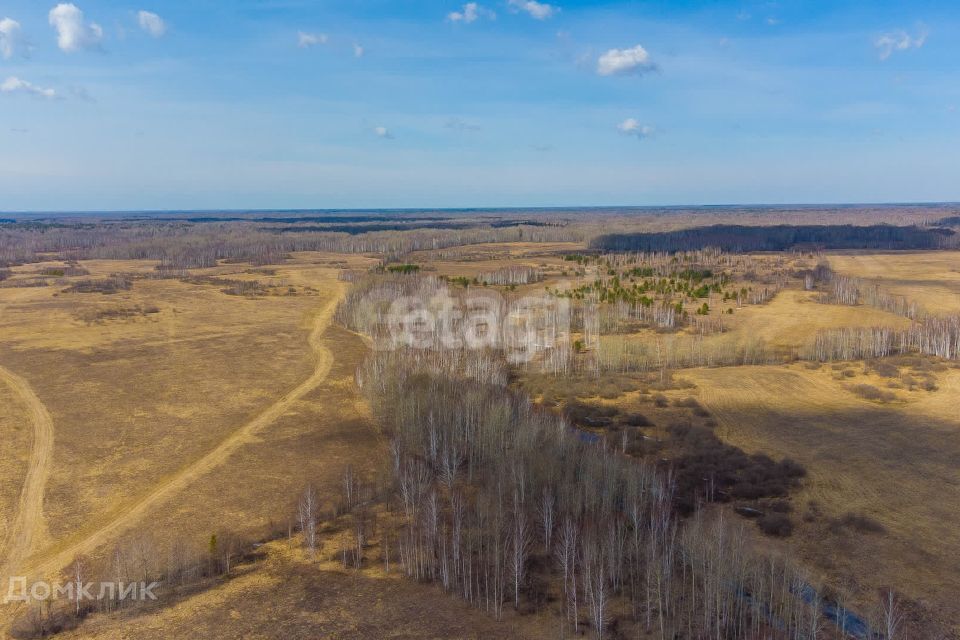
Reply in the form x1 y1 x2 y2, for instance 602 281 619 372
591 224 956 253
0 219 580 271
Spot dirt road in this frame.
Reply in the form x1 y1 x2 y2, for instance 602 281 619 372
0 366 54 584
11 283 344 585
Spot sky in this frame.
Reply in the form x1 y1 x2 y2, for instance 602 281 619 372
1 0 958 211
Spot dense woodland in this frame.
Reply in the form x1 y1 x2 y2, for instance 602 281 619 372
3 206 960 271
591 224 956 253
0 217 580 269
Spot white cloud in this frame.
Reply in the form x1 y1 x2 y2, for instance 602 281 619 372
507 0 558 20
49 3 103 53
597 44 655 76
447 3 495 23
353 43 364 57
1 76 57 99
0 18 25 60
297 31 327 48
137 10 167 38
617 118 654 139
374 126 393 139
874 25 928 60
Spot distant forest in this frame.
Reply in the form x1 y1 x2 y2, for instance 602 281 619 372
590 224 956 253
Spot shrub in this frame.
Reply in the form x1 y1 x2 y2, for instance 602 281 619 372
851 383 895 402
667 425 806 514
674 397 710 417
65 277 132 294
620 412 652 427
565 400 619 428
386 263 420 274
757 513 794 537
830 512 886 534
598 381 623 399
870 361 900 378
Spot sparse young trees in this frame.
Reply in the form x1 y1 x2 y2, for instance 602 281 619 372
298 484 318 558
356 342 843 639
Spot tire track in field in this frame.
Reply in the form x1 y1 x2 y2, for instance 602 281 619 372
19 283 344 583
0 367 54 584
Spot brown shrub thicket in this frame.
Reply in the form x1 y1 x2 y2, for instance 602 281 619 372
850 384 896 402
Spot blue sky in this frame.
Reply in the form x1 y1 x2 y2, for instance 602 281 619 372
1 0 958 211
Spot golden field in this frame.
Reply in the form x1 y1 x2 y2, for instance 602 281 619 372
0 253 383 611
829 251 960 314
2 244 960 638
681 362 960 627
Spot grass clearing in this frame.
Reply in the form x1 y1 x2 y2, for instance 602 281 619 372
828 251 960 314
681 364 960 626
0 252 383 591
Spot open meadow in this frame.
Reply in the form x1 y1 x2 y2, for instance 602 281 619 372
2 212 960 639
683 363 960 629
829 251 960 314
0 251 390 628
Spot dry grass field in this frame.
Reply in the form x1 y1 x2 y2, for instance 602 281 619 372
409 241 585 263
681 363 960 630
0 252 388 631
4 237 960 638
829 251 960 314
598 289 913 361
718 290 911 349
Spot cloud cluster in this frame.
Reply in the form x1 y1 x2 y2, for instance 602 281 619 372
49 3 102 52
298 31 328 48
507 0 557 20
353 43 364 57
0 18 25 60
447 3 495 23
597 44 655 76
137 10 167 38
1 76 56 99
617 118 654 139
874 26 928 60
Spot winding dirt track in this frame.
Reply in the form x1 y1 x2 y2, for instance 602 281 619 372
0 366 54 584
12 286 343 585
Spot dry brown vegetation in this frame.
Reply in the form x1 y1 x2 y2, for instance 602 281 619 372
2 208 960 639
829 251 960 314
681 364 960 633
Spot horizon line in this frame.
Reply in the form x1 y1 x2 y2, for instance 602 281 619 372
3 200 959 219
